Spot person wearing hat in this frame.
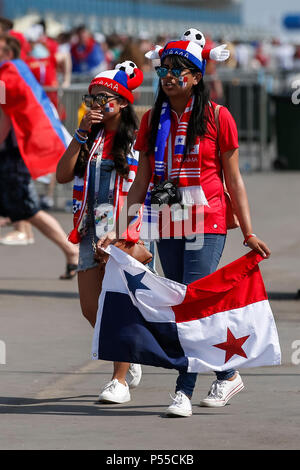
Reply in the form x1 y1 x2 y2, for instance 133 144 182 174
98 29 271 417
56 61 144 404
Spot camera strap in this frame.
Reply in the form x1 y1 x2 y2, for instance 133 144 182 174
167 134 172 180
167 134 189 222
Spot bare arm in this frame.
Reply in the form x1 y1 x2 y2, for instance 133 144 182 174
221 148 271 258
56 137 82 184
117 150 152 235
56 109 103 184
55 51 72 88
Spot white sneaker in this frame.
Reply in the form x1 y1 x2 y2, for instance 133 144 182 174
98 379 131 404
200 372 244 408
127 363 142 389
0 231 29 245
166 391 192 417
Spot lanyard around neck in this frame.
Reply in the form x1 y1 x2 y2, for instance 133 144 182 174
92 130 116 206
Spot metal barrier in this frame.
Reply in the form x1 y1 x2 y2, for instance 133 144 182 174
54 73 270 167
56 85 154 132
42 73 271 208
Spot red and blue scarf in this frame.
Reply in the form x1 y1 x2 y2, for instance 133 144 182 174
141 96 208 239
69 129 140 244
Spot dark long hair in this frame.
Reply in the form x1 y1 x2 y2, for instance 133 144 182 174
148 55 210 157
74 102 139 178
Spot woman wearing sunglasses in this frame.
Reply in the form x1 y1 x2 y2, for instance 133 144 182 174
99 30 271 417
56 61 144 404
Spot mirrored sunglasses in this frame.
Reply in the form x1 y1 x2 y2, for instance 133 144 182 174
82 93 117 107
155 66 185 78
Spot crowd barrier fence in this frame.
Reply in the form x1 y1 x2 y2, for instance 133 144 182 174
41 72 279 209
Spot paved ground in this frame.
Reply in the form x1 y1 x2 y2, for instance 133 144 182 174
0 171 299 450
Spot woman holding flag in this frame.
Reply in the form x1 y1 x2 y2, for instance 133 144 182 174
56 60 145 404
99 29 271 417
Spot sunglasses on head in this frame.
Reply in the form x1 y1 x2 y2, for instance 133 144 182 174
82 93 117 108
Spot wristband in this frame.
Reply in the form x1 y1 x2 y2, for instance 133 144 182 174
243 233 257 246
74 132 87 145
77 127 88 134
75 129 88 140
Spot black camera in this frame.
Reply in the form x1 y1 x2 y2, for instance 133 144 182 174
150 180 182 207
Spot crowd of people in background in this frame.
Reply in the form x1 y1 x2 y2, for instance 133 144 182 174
1 14 300 118
223 37 300 72
0 13 300 243
1 15 300 91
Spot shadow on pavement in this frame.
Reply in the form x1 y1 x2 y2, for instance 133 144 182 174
268 292 299 301
0 396 224 417
0 289 78 299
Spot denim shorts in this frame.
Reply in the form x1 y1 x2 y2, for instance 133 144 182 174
0 148 40 222
77 158 115 272
77 159 158 273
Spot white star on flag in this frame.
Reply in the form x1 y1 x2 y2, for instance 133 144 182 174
175 135 186 146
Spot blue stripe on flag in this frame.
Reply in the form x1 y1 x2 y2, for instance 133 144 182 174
98 292 188 372
13 59 67 147
126 156 138 166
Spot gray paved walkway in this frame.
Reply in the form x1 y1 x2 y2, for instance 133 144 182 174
0 171 299 450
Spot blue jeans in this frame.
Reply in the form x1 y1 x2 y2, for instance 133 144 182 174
157 234 236 397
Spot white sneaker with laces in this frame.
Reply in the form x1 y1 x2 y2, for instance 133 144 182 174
200 372 244 407
166 391 192 417
98 379 131 404
127 363 142 389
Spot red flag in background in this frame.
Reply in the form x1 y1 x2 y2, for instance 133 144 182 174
0 59 69 179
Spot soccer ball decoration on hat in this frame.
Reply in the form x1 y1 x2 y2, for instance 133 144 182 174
116 60 136 78
181 28 206 49
145 28 230 69
88 61 143 104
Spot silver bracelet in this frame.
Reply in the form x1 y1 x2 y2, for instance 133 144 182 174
75 129 88 141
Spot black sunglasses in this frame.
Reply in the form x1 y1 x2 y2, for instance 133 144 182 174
82 93 117 107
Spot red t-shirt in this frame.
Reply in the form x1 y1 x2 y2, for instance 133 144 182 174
26 54 58 87
134 102 239 235
27 53 58 109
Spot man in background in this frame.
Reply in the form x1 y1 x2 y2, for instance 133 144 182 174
0 33 78 279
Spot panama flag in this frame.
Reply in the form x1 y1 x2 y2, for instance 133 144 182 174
92 247 281 372
174 134 186 156
104 102 115 113
0 59 69 179
179 75 188 88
